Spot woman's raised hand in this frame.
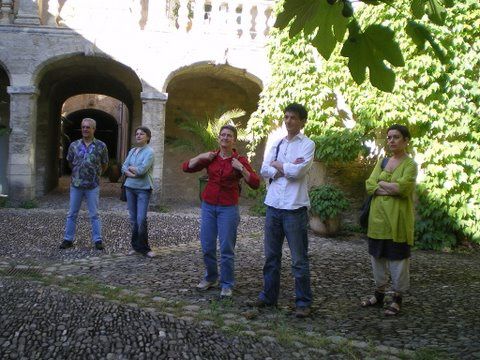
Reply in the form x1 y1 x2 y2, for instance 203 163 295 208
231 158 244 172
199 151 217 162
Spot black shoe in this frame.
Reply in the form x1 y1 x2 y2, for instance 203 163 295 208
295 306 311 318
59 240 73 249
94 241 104 250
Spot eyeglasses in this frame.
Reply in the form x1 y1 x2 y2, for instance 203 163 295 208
82 126 92 129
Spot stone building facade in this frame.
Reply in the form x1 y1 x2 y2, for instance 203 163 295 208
0 0 275 204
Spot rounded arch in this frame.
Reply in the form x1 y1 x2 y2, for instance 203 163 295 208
162 62 263 204
34 53 143 108
63 108 119 160
0 59 12 84
163 61 263 93
33 53 143 195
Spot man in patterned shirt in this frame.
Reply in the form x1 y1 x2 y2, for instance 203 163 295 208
60 118 109 250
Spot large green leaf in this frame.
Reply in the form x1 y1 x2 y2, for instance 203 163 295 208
310 1 349 60
274 0 323 37
365 25 405 67
411 0 453 25
341 22 403 91
411 0 426 19
405 20 447 64
426 0 448 25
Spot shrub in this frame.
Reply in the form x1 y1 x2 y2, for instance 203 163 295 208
309 184 349 221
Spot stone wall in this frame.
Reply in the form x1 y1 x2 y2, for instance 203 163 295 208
0 6 269 202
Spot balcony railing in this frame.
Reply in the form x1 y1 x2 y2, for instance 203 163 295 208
1 0 276 42
0 0 14 24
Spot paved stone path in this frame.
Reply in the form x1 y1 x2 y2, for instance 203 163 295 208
0 181 479 359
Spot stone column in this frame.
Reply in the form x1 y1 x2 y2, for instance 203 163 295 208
0 0 14 24
177 0 189 32
6 86 38 202
145 0 168 31
192 0 205 32
140 90 168 206
255 2 268 40
14 0 41 25
240 1 251 40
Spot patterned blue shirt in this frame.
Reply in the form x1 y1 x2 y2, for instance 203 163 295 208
67 138 109 188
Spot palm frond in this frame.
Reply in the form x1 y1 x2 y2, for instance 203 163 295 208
172 108 248 152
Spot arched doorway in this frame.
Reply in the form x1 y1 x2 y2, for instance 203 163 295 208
163 63 262 203
34 54 142 195
0 65 10 195
62 108 119 174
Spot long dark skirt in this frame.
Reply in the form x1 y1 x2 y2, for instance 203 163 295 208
368 238 410 260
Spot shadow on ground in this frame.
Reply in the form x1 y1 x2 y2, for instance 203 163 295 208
0 180 479 359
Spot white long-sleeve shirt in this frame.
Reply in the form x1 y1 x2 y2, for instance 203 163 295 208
261 133 315 210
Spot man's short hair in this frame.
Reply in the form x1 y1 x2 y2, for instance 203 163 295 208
82 118 97 129
284 103 308 121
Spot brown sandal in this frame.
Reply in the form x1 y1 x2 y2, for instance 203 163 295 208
360 291 385 307
384 293 402 316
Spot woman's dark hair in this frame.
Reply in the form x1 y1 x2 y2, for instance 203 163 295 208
135 126 152 143
219 124 237 140
284 103 308 121
387 124 411 140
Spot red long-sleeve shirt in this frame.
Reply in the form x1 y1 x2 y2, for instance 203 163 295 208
182 150 260 206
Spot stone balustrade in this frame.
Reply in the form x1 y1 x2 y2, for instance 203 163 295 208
0 0 275 42
0 0 14 24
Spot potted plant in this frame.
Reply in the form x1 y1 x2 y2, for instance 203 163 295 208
170 108 247 201
308 184 349 236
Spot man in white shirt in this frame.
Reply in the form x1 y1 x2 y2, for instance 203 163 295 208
257 103 315 318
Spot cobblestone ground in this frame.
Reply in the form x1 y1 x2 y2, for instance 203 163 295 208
0 179 479 359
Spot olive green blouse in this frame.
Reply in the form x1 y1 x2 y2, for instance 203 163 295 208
366 156 418 245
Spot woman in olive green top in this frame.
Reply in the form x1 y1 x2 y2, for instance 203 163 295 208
361 124 418 316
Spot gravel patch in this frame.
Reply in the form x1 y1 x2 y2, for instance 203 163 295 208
1 182 479 359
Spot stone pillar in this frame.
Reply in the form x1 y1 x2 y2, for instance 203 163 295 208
0 0 14 24
140 90 168 206
229 1 242 38
145 0 168 31
240 1 251 40
177 0 189 32
6 86 38 202
255 2 268 40
192 0 205 32
209 0 221 30
14 0 41 25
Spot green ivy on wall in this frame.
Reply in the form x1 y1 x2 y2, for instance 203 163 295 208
247 0 480 249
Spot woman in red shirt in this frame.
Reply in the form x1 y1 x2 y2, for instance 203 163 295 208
182 125 260 298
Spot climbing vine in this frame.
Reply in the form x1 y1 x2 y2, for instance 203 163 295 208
247 1 480 249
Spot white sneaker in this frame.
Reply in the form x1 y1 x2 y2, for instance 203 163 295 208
220 287 233 298
127 250 138 256
196 279 217 291
146 251 156 258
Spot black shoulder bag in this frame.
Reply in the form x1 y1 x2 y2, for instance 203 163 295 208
269 139 283 184
359 157 389 229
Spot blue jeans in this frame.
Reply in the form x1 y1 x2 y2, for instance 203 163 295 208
126 187 152 254
200 201 240 289
259 206 312 307
64 185 102 243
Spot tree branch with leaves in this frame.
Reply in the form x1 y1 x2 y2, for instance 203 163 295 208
274 0 453 92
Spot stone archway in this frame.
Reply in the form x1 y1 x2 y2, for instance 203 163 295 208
34 54 142 196
163 63 262 204
62 109 120 173
0 66 10 195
